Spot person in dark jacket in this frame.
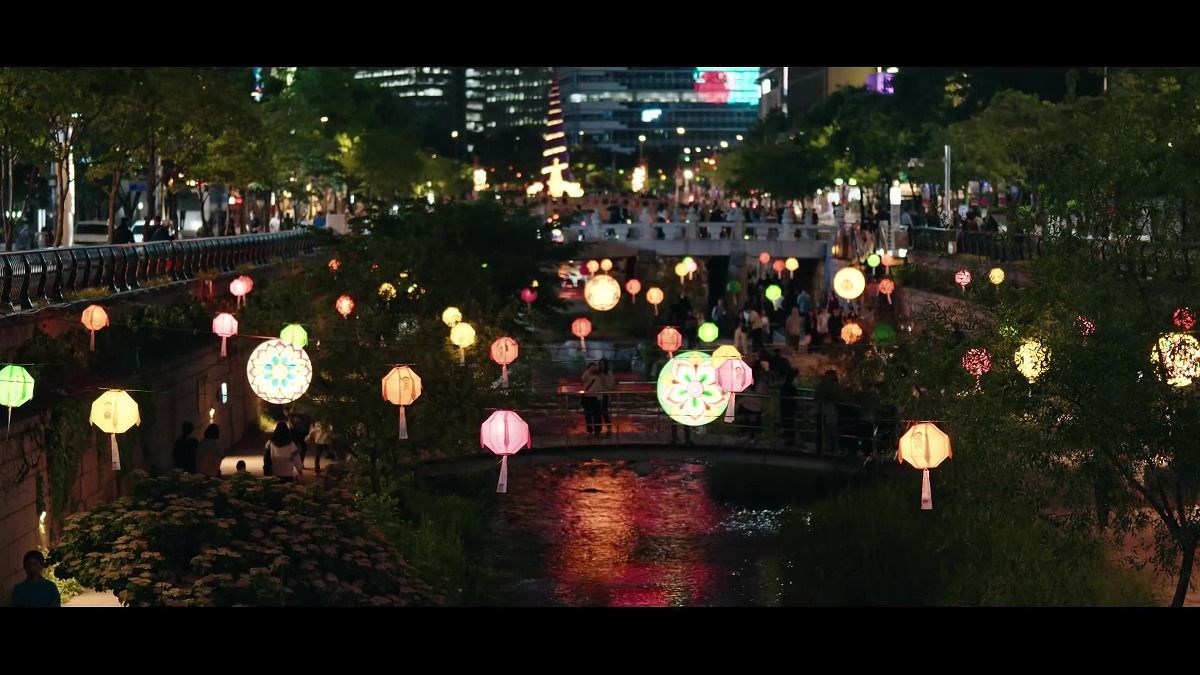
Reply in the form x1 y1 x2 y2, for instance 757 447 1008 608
10 550 60 607
172 422 199 473
113 217 134 244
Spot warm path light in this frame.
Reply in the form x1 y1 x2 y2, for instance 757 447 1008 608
1014 339 1050 383
481 410 530 494
520 288 537 311
898 422 952 510
988 267 1005 285
955 269 972 291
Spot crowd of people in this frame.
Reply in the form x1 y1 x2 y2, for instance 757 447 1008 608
165 411 336 481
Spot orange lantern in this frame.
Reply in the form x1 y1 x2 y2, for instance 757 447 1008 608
212 312 238 358
571 317 592 352
81 304 109 352
646 287 664 315
586 260 600 275
625 278 642 303
335 294 355 318
954 269 972 291
772 259 785 275
490 337 519 387
878 277 896 305
715 356 754 423
328 258 341 272
657 326 683 358
382 366 422 440
584 274 622 312
841 322 863 344
481 410 530 493
897 422 952 510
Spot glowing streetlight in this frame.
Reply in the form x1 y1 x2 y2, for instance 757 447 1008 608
735 134 744 141
451 130 459 138
720 140 729 149
683 169 694 181
638 134 647 142
319 116 329 123
676 127 686 135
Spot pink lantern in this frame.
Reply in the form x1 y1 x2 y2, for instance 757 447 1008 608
520 287 537 311
772 259 786 275
490 337 519 387
625 278 642 303
954 269 972 291
336 294 355 318
758 252 770 265
1075 315 1096 337
715 357 754 423
961 347 991 389
878 278 896 305
1174 307 1196 331
571 317 592 352
481 410 530 493
230 275 253 308
212 312 238 358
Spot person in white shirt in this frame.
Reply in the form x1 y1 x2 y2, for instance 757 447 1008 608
264 422 303 482
734 321 750 355
306 420 334 473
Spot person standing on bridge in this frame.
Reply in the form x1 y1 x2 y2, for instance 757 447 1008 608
196 424 223 477
786 307 804 350
596 358 616 437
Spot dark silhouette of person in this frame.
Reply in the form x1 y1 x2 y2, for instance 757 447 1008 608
113 217 134 245
172 422 199 473
10 550 60 607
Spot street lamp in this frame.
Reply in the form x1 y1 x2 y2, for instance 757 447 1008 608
638 134 646 161
736 134 744 141
451 130 459 138
320 116 329 123
676 127 686 135
720 140 729 149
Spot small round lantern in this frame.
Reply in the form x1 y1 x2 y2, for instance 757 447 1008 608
758 251 770 266
328 258 340 273
962 347 991 389
1014 339 1050 383
727 280 741 295
490 337 519 387
442 306 463 328
90 389 141 470
279 323 308 349
715 356 754 423
866 254 881 269
481 410 530 494
586 260 600 275
0 364 34 436
81 304 109 352
873 324 896 346
571 317 592 353
646 287 664 315
765 284 782 303
674 262 688 284
841 322 863 344
785 257 799 278
833 267 866 301
212 312 238 357
1174 307 1196 331
1075 315 1096 337
450 322 476 364
382 366 422 439
988 267 1005 285
584 274 622 311
698 322 719 343
878 277 896 305
657 326 683 358
772 259 785 275
231 275 254 308
378 282 398 301
335 294 355 318
625 279 642 303
954 269 972 291
897 422 952 510
520 288 537 311
600 258 613 273
683 256 698 280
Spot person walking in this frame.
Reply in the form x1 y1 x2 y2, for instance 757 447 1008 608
734 320 750 356
113 217 134 245
195 424 223 477
786 307 803 350
307 420 334 473
10 550 60 607
580 363 601 437
172 422 199 473
264 422 303 482
290 412 312 471
596 358 617 437
815 307 830 351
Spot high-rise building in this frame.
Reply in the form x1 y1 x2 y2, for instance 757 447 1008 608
481 67 552 131
354 67 466 125
557 67 761 155
356 67 551 135
758 67 878 117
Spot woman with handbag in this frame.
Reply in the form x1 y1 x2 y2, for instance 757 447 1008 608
264 422 303 482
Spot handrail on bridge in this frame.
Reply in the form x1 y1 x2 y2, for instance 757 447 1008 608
568 221 839 244
907 226 1042 261
0 231 319 314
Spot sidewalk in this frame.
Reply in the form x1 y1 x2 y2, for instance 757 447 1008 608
221 431 340 484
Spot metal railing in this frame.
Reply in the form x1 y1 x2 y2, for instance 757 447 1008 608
569 221 839 243
0 231 319 313
908 226 1042 261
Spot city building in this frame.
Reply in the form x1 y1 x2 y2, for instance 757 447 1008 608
757 67 879 117
356 67 551 135
355 67 467 129
480 67 552 132
557 67 761 155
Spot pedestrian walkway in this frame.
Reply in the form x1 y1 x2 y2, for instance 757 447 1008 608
220 432 340 484
64 590 122 607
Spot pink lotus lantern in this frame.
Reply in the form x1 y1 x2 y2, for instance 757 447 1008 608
961 347 991 390
878 278 896 305
481 410 530 493
571 317 592 352
954 269 972 292
490 337 519 387
715 357 754 423
520 287 537 311
625 279 642 303
1075 315 1096 337
212 312 238 358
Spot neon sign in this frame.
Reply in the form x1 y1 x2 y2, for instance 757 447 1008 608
693 68 760 105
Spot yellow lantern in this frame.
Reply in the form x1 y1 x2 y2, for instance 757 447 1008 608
1013 339 1050 382
646 286 664 315
584 274 622 312
785 257 799 279
382 366 422 439
90 390 140 471
1151 332 1200 387
600 258 613 273
897 422 952 510
711 344 741 370
674 262 688 284
378 282 398 301
586 260 600 275
442 306 463 327
450 322 476 364
988 267 1005 285
841 322 863 344
833 267 866 300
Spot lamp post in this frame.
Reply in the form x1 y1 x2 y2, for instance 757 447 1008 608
638 134 646 162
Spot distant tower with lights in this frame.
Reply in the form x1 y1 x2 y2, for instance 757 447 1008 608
539 73 583 198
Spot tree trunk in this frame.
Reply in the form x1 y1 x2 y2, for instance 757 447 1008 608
145 138 157 223
106 169 121 243
1172 540 1196 607
1 146 9 252
54 156 69 247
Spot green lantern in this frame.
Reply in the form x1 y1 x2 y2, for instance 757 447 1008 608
280 324 309 349
0 364 34 436
765 284 782 302
873 324 896 346
727 280 741 294
867 254 881 268
698 322 719 343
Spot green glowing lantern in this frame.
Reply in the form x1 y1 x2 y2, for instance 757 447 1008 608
873 324 897 346
698 322 719 343
280 324 309 349
867 254 881 268
656 351 730 427
765 284 782 302
727 280 741 294
0 364 34 436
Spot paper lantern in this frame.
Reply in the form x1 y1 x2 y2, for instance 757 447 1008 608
674 262 688 284
988 267 1005 285
1075 315 1095 337
520 287 537 310
758 251 770 266
490 337 519 387
382 366 422 439
279 323 308 349
727 280 741 294
625 279 642 303
336 295 355 318
683 256 698 280
328 258 340 272
785 257 799 278
1174 307 1196 331
711 345 741 370
772 259 785 274
866 254 881 268
1151 332 1200 387
646 287 664 315
584 274 622 311
765 284 782 303
657 351 730 426
481 410 530 494
698 322 718 343
954 269 972 291
657 326 683 358
442 306 463 327
80 304 109 352
600 258 613 272
1014 339 1050 383
231 275 254 308
882 253 896 268
833 267 866 300
878 277 896 305
247 338 313 404
586 260 600 275
962 347 991 389
0 364 33 437
571 317 591 352
873 324 896 346
212 312 238 357
89 389 140 471
715 356 753 422
897 422 952 510
841 322 863 344
378 282 398 301
450 322 476 364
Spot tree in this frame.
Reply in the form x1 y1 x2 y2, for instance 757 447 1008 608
0 70 50 250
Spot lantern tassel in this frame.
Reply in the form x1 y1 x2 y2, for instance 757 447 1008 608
110 434 121 471
724 394 736 423
89 330 95 352
886 294 893 305
580 336 586 353
921 468 932 510
5 406 9 439
459 346 466 365
501 364 509 387
398 405 408 440
497 455 508 494
221 336 228 358
653 305 659 316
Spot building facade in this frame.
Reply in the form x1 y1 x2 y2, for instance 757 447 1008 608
758 67 879 118
356 67 551 135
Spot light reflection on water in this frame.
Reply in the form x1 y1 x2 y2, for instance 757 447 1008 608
487 459 790 607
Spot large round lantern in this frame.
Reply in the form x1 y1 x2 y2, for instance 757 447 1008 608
988 267 1005 285
772 259 785 275
586 260 600 275
90 389 140 471
490 337 519 387
711 345 741 370
878 277 896 305
247 339 313 404
656 351 730 427
571 317 592 352
378 282 398 301
1151 332 1200 387
81 304 109 352
625 279 642 303
481 410 530 494
954 269 972 291
962 347 991 389
520 288 537 311
450 322 476 364
841 322 863 344
698 322 719 343
0 364 34 436
1174 307 1196 331
897 422 952 510
715 356 753 423
833 267 866 300
657 326 683 358
785 257 799 278
765 284 782 303
1014 339 1050 383
646 287 664 315
279 323 308 349
442 306 463 328
382 366 422 439
584 274 622 311
335 294 355 318
212 312 238 357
